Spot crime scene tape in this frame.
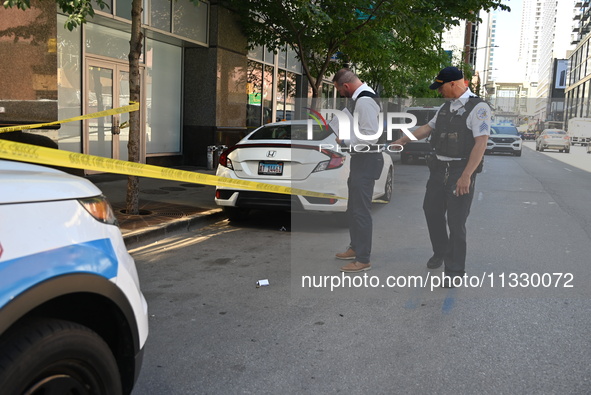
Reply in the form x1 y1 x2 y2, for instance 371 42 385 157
0 140 346 200
0 103 140 134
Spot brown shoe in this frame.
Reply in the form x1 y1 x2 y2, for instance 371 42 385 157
335 248 356 260
340 262 371 272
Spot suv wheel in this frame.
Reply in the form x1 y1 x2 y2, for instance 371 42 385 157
514 150 522 157
0 318 122 395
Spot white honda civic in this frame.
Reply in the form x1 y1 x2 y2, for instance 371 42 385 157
215 120 393 220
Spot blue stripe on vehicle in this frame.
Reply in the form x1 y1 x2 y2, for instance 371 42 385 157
0 239 118 309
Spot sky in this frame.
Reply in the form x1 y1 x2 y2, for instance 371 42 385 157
492 0 523 82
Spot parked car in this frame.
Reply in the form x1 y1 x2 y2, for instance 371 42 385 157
536 129 570 153
215 120 393 220
521 131 536 140
0 160 148 394
486 125 523 156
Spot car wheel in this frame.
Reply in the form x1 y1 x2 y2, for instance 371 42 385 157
539 145 544 152
559 149 564 153
0 318 122 395
381 167 393 203
514 150 522 157
223 206 250 221
565 149 570 153
535 144 539 151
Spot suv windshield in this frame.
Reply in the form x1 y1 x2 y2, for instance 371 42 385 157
491 126 519 136
248 124 332 141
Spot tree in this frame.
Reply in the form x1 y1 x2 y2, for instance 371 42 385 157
226 0 509 99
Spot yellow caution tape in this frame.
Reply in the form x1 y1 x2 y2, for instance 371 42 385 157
0 140 346 200
0 103 140 133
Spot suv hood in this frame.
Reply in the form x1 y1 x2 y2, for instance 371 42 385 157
0 160 101 204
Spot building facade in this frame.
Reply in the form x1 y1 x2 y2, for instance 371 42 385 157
0 0 327 172
565 0 591 127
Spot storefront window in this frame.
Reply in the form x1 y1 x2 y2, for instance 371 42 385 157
151 0 171 31
86 23 131 61
263 65 274 124
173 0 208 44
57 14 82 153
247 61 263 128
145 39 182 154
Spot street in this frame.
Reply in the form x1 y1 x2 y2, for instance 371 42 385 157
131 144 591 394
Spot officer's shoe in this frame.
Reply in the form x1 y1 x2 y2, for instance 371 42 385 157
427 255 444 269
335 248 356 260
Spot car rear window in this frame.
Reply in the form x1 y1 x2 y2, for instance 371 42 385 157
248 124 332 141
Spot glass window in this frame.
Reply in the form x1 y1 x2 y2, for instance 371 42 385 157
247 61 263 128
278 46 287 69
263 65 274 124
285 72 297 121
86 23 131 61
116 0 132 20
264 46 274 64
276 69 286 121
151 0 171 31
287 47 301 73
172 0 208 44
57 14 82 153
249 45 263 61
145 39 182 153
92 0 112 13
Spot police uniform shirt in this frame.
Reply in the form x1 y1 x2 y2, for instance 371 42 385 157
427 88 492 161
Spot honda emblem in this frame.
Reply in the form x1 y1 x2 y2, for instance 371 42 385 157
266 150 277 158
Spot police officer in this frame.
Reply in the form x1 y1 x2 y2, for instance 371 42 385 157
393 66 492 287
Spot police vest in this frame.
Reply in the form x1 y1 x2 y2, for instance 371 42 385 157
351 90 386 144
431 96 484 158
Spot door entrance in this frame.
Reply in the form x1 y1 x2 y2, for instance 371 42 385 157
86 60 141 162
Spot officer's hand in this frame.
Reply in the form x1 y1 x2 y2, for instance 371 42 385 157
455 174 471 196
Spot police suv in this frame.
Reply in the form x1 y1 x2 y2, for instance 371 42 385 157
0 160 148 394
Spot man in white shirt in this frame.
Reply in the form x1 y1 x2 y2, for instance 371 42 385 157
333 69 384 273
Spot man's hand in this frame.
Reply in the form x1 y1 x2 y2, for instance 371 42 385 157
455 173 472 196
391 138 407 148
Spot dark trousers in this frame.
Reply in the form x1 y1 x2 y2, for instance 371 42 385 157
422 163 476 277
347 153 382 264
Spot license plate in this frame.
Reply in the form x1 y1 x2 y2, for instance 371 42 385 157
258 161 284 175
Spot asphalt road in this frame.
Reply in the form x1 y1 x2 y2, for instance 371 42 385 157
131 144 591 394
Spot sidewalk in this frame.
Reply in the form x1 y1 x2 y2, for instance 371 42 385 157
88 166 224 247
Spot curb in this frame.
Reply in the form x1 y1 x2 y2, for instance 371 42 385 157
123 208 225 248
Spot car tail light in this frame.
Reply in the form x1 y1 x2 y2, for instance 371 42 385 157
218 147 234 170
313 149 346 172
79 195 118 225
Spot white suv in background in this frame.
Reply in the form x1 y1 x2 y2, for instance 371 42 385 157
0 160 148 394
486 124 523 157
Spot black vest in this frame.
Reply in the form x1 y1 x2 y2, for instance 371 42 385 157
431 96 484 158
351 90 386 144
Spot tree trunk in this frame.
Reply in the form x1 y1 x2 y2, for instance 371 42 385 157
125 0 143 215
